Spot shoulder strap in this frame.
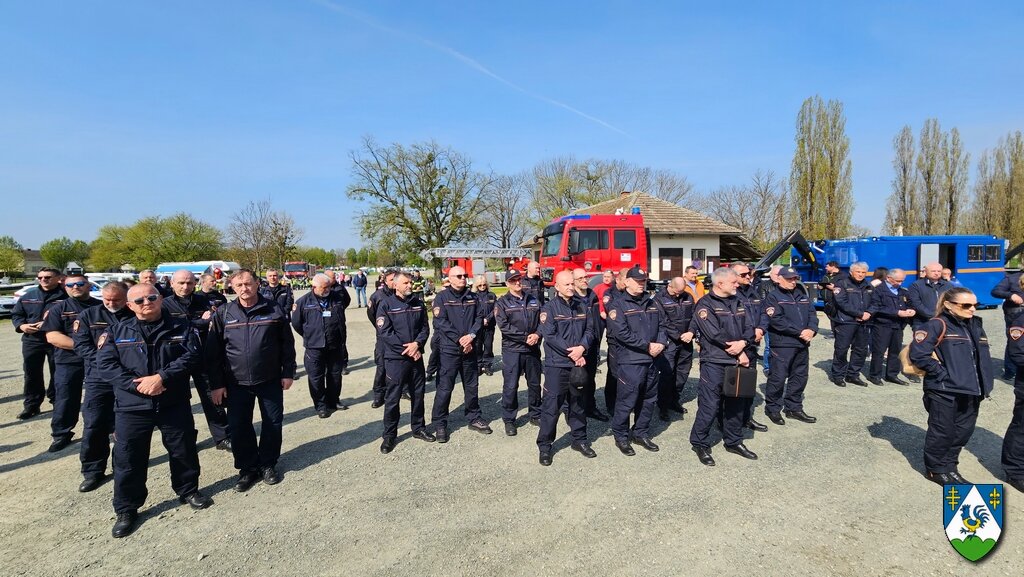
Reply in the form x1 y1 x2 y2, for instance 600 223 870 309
935 318 947 345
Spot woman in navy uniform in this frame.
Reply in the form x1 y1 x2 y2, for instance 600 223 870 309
909 287 993 486
1001 274 1024 493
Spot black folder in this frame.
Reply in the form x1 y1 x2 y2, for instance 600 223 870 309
722 365 757 398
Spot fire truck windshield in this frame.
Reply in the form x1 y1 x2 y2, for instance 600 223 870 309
541 222 565 257
283 263 306 272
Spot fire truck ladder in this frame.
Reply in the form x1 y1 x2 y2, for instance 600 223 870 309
419 247 532 260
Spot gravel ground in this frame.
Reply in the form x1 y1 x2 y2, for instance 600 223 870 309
0 299 1021 576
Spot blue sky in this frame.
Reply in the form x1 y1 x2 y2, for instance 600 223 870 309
2 1 1022 250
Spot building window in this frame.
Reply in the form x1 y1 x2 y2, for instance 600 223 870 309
613 230 636 249
986 245 1002 262
967 245 984 262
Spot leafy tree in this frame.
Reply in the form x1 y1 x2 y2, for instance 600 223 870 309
89 214 223 270
967 131 1024 245
884 126 920 234
299 247 336 267
344 248 358 267
789 95 854 238
40 237 90 271
0 235 23 276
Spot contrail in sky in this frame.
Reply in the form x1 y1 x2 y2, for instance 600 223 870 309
312 0 629 136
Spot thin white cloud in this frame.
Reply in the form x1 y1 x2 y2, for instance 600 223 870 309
312 0 629 136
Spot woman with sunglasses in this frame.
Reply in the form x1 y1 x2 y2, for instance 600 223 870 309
909 287 993 486
473 277 497 376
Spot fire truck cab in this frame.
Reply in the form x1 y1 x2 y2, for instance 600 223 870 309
537 212 649 287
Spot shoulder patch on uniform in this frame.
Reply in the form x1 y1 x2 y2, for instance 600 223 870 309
97 333 108 349
376 316 385 328
540 311 548 323
1010 327 1024 341
602 295 610 304
609 309 617 320
765 307 775 317
698 309 708 319
833 287 842 294
73 320 80 332
292 303 297 311
433 306 440 316
914 330 927 343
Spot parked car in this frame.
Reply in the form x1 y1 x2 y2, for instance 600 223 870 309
0 295 16 317
12 282 104 304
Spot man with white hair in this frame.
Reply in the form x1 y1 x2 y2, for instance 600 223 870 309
867 268 916 385
291 273 350 417
830 262 872 387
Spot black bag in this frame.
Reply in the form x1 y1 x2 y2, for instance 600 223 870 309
722 365 757 398
569 365 588 392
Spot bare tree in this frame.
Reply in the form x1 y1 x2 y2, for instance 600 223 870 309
698 169 788 250
228 199 273 270
480 173 531 248
267 211 304 269
884 126 919 234
917 118 943 233
939 127 970 234
790 95 853 238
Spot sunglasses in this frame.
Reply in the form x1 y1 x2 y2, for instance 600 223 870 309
951 302 977 310
37 275 55 280
452 274 466 279
65 281 87 288
132 294 159 305
738 272 752 278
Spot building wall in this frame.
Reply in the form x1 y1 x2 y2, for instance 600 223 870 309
648 235 721 281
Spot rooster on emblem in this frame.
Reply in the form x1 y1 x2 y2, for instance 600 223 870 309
959 504 990 538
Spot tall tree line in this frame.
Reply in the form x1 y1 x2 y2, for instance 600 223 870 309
789 95 854 239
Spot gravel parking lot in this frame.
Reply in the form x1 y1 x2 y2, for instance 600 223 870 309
0 299 1020 576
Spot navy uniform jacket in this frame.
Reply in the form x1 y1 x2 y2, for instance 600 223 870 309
367 286 393 324
202 289 228 309
576 288 602 345
477 289 497 329
291 290 349 350
41 296 102 365
832 276 872 325
73 305 133 385
432 287 483 354
737 283 767 331
653 287 695 342
764 286 818 348
868 283 912 328
162 292 215 337
606 291 667 365
524 276 547 306
375 293 430 361
206 295 297 389
539 295 594 368
992 272 1024 321
11 286 68 344
495 291 542 354
1007 322 1024 391
693 291 756 365
260 284 295 312
907 278 951 326
909 312 993 397
96 312 201 412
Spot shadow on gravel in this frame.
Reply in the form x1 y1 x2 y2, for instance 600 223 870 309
967 425 1007 479
136 474 240 523
0 438 81 474
867 416 926 474
0 440 32 453
344 356 373 371
278 419 383 472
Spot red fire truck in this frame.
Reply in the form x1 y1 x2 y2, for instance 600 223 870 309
282 261 316 280
536 212 650 287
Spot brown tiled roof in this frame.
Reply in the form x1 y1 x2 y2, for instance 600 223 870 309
573 192 742 234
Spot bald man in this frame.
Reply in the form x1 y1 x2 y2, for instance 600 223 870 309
652 276 695 420
907 262 951 331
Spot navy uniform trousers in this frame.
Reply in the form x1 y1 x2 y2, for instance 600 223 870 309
80 382 115 479
22 340 56 409
612 363 658 442
476 325 495 370
382 357 427 440
304 346 344 410
501 350 542 423
604 350 618 414
764 347 809 415
112 402 200 514
831 323 869 380
869 324 904 381
372 340 387 404
1002 382 1024 479
51 363 84 439
536 365 587 453
656 340 693 409
923 390 980 474
690 362 747 448
432 350 482 429
227 381 284 472
191 369 230 443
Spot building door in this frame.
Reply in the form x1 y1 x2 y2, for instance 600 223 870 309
660 248 684 278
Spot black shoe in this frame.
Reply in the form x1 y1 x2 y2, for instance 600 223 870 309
529 417 540 427
667 403 687 414
659 408 671 421
435 426 449 444
334 401 349 411
425 373 436 383
504 422 517 436
784 409 817 424
178 490 213 510
631 435 660 452
380 438 396 454
233 470 261 493
766 412 786 426
763 368 770 378
615 438 636 456
370 399 384 409
112 510 138 538
884 377 908 386
947 470 972 485
261 466 281 485
47 434 74 453
1007 476 1024 493
725 443 758 460
342 367 350 375
483 366 493 376
867 376 882 386
832 377 846 387
586 409 610 422
693 446 715 466
572 442 597 458
926 471 957 486
401 392 412 401
845 376 869 387
539 451 552 466
744 419 768 432
79 475 105 493
468 420 493 434
412 429 436 443
317 408 332 419
215 439 232 451
17 406 40 420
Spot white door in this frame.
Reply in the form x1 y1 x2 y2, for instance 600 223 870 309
919 244 939 271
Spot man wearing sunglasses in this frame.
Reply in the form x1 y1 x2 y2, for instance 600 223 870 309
39 273 101 452
431 266 491 441
732 263 769 433
11 267 68 420
97 283 211 538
